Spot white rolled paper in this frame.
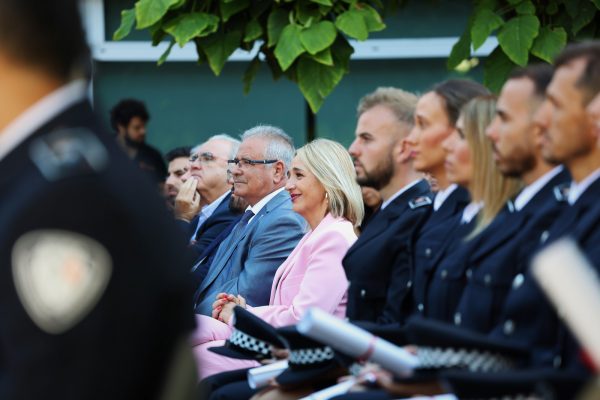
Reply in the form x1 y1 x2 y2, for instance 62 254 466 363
247 360 288 389
532 238 600 369
298 308 419 376
298 378 357 400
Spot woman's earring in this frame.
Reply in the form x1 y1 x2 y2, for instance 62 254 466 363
325 192 329 200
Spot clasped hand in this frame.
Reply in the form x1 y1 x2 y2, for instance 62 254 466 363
211 292 247 324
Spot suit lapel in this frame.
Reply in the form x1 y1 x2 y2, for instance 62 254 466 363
197 190 290 294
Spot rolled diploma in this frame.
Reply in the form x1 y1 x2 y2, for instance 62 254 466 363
532 238 600 369
298 307 419 376
247 360 289 389
299 378 357 400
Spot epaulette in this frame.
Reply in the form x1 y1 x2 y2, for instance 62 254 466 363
553 183 570 202
506 200 516 213
409 196 433 209
29 128 109 181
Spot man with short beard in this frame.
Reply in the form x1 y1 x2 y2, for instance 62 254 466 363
344 87 433 324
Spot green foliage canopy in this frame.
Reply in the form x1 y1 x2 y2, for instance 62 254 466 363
115 0 600 111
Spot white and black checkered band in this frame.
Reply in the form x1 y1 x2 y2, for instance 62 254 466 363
228 329 271 357
417 347 516 373
288 346 335 366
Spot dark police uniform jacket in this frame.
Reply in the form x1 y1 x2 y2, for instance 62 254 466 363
343 179 432 324
451 168 570 333
408 186 470 319
0 98 195 399
489 173 600 371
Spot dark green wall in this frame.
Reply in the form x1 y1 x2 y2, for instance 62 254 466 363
95 0 479 152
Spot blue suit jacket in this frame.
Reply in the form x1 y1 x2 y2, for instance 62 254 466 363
194 190 306 315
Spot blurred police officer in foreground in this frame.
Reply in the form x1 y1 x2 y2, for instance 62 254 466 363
0 1 196 399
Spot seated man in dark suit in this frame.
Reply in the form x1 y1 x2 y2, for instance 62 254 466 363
193 125 305 315
176 135 243 257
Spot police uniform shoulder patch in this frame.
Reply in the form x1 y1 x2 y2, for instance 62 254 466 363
553 183 570 202
29 128 109 182
409 196 432 209
11 230 113 334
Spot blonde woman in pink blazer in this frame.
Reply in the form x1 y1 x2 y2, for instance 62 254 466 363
191 138 364 379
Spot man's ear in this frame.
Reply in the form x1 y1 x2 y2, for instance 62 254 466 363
396 138 411 164
272 160 286 184
116 123 127 135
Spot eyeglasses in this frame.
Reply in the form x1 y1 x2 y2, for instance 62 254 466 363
227 158 278 168
189 152 217 164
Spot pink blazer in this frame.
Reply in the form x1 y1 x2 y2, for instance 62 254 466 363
248 213 356 326
191 214 356 346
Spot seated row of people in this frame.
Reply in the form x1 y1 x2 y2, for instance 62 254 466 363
191 41 600 400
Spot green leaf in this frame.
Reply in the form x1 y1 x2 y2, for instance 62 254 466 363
202 30 243 75
565 0 581 18
330 36 354 72
113 8 136 40
335 9 368 40
244 19 263 42
593 0 600 9
497 15 540 66
158 39 176 66
299 21 337 55
515 0 535 15
149 21 167 45
357 4 386 32
572 2 597 34
267 9 288 47
164 13 220 47
471 9 504 50
546 0 559 15
243 56 261 94
297 56 345 112
135 0 182 29
531 26 567 63
274 24 305 71
447 29 472 70
312 48 334 65
220 0 250 23
484 46 516 93
311 0 333 5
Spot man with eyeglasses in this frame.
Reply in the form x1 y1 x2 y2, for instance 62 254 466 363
175 135 243 257
193 125 305 316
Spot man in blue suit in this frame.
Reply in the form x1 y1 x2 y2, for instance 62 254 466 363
194 125 305 315
176 135 243 257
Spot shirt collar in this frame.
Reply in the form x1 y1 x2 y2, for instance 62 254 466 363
568 167 600 205
380 179 423 210
514 166 563 211
461 201 483 224
0 80 88 162
201 190 230 219
433 184 458 211
247 187 286 221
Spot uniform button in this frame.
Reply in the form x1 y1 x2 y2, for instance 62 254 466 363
553 355 562 368
466 269 473 279
406 280 412 288
424 248 432 258
503 320 515 335
540 230 550 244
454 312 461 325
440 269 448 279
512 273 524 290
360 289 366 298
418 303 424 312
484 274 492 286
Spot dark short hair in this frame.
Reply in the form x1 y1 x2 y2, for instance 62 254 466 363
508 64 554 99
0 0 89 80
165 147 191 163
554 41 600 104
431 79 491 126
110 99 150 131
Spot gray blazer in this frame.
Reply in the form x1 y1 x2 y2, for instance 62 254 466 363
194 190 306 315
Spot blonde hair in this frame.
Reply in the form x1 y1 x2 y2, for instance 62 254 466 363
357 87 418 127
463 96 522 236
296 139 364 227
